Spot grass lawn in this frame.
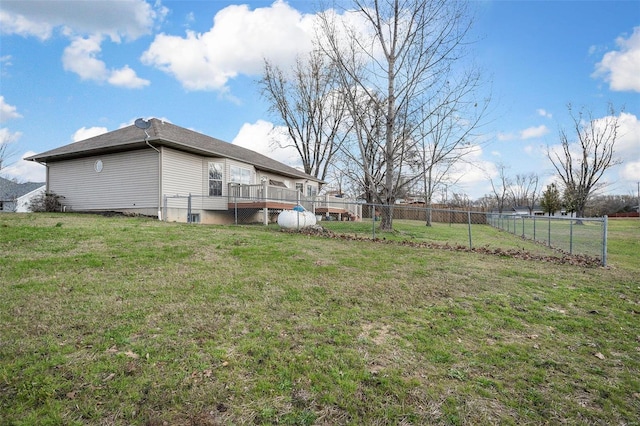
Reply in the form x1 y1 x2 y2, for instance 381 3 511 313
1 214 638 425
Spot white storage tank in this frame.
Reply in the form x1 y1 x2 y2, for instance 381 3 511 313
277 206 317 229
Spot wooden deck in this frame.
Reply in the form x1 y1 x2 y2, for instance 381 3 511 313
226 202 360 222
227 201 297 210
315 206 349 214
315 207 358 221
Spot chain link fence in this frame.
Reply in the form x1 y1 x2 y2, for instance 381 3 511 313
486 213 607 265
161 192 607 265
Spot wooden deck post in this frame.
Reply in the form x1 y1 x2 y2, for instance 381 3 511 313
263 180 269 225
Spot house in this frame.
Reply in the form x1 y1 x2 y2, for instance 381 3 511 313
15 184 47 212
492 205 569 217
25 119 328 224
0 177 45 212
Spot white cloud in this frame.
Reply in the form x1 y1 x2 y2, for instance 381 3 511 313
519 125 549 140
0 9 52 40
593 26 640 92
107 65 150 89
497 132 515 142
1 151 46 182
497 124 549 142
141 1 316 91
612 112 640 183
0 0 163 42
614 112 640 157
2 0 162 88
0 96 22 122
63 35 109 81
63 35 149 88
621 161 640 181
72 126 108 142
441 145 501 198
0 127 22 145
232 119 302 168
536 108 552 119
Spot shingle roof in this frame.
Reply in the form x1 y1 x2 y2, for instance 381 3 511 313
26 119 321 182
0 177 45 201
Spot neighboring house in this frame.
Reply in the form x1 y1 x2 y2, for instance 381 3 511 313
16 185 46 212
493 206 569 217
0 177 45 212
26 119 329 224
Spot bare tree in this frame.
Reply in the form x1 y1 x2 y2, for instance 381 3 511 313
0 142 7 172
488 163 511 213
0 140 16 173
259 50 349 181
509 173 540 215
319 0 476 230
449 192 471 208
413 71 489 225
547 104 621 218
338 91 388 203
473 194 495 212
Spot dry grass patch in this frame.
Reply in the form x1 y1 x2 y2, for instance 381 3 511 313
1 214 638 425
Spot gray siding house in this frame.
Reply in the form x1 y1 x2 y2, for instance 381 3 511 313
26 119 323 224
0 177 45 212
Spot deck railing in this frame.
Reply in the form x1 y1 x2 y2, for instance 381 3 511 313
227 183 361 217
227 182 314 210
314 194 362 218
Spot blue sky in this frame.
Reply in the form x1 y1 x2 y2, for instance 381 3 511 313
1 0 638 200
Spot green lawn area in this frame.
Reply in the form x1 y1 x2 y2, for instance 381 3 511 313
1 214 638 425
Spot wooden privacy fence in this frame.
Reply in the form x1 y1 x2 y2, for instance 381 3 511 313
361 204 487 224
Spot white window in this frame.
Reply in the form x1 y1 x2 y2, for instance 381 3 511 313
230 165 251 185
208 163 223 196
307 184 317 198
296 183 304 194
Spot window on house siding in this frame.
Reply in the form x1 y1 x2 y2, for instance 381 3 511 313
230 166 251 185
296 183 304 194
307 184 317 198
208 162 223 196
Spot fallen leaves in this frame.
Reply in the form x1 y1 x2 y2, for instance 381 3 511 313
288 226 602 267
105 345 146 360
123 350 139 359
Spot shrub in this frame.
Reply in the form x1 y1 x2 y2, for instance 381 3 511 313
28 191 63 212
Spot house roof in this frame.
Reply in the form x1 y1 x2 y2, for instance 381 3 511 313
0 177 45 201
26 118 321 182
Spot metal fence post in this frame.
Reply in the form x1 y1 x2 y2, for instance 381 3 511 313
372 205 376 239
602 216 608 267
467 210 472 249
163 195 167 222
187 193 192 223
569 219 573 254
234 193 238 225
548 216 551 247
533 215 536 242
522 216 525 238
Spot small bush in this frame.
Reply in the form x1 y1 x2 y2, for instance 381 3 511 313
28 191 63 212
